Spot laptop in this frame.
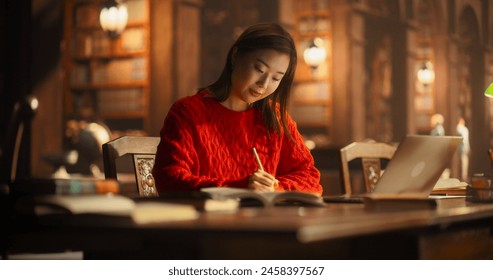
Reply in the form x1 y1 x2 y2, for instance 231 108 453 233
324 135 463 203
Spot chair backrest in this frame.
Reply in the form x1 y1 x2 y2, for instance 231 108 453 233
102 136 160 197
339 141 397 195
0 96 38 189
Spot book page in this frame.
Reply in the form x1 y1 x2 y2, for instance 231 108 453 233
433 178 468 190
131 202 199 224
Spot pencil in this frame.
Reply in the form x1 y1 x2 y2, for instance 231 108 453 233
252 147 264 171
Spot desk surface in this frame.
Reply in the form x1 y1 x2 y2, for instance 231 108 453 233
8 197 493 259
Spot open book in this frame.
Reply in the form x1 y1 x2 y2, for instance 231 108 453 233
201 187 325 207
431 178 468 196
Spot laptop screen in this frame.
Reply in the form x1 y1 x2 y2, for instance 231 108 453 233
371 135 463 196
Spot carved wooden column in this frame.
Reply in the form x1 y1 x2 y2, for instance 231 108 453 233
149 0 173 136
405 23 418 135
447 34 461 178
344 9 366 143
174 0 203 100
149 0 203 136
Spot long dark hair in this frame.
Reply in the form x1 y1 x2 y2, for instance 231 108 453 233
207 23 297 139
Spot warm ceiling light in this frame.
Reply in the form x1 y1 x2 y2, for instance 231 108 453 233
99 0 128 39
417 61 435 86
303 37 326 69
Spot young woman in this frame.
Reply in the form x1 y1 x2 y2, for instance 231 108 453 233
152 23 322 195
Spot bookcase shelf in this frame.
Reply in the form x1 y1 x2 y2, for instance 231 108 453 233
71 82 148 90
100 111 148 118
73 51 147 61
63 0 151 136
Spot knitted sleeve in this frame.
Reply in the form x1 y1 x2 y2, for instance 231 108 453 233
152 101 225 192
275 114 323 195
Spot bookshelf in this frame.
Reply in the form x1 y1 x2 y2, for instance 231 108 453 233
291 0 333 147
63 0 150 136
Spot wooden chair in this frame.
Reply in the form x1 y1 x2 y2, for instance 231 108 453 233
102 136 160 197
339 141 397 195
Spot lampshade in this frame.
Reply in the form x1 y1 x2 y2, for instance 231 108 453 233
303 37 326 69
417 61 435 86
99 0 128 39
485 82 493 98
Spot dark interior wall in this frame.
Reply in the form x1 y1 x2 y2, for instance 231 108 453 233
459 6 489 174
0 1 5 137
2 0 32 138
1 0 64 176
391 22 409 142
1 0 32 177
200 0 279 87
362 1 409 143
149 0 173 137
31 1 63 88
30 0 64 176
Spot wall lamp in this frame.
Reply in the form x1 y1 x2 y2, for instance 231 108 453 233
417 61 435 87
99 0 128 39
303 37 326 69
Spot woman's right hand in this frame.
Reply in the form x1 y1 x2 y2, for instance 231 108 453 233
248 170 278 192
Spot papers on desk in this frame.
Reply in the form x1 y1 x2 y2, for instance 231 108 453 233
130 202 199 224
33 194 200 224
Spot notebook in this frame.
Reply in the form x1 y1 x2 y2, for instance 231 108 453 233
324 135 463 203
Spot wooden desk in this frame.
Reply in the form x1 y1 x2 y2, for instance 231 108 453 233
7 198 493 259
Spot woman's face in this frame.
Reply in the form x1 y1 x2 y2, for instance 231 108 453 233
227 49 290 111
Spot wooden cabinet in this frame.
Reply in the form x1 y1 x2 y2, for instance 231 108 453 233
63 0 150 136
291 0 333 147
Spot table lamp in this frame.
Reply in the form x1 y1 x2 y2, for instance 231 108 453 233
485 82 493 98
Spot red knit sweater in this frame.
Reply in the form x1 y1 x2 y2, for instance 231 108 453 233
152 89 322 195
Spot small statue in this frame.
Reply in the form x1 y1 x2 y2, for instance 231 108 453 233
430 113 445 136
456 117 470 181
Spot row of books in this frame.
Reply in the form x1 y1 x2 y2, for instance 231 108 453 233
291 104 329 123
74 32 110 56
70 58 147 85
97 88 144 113
73 27 146 57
